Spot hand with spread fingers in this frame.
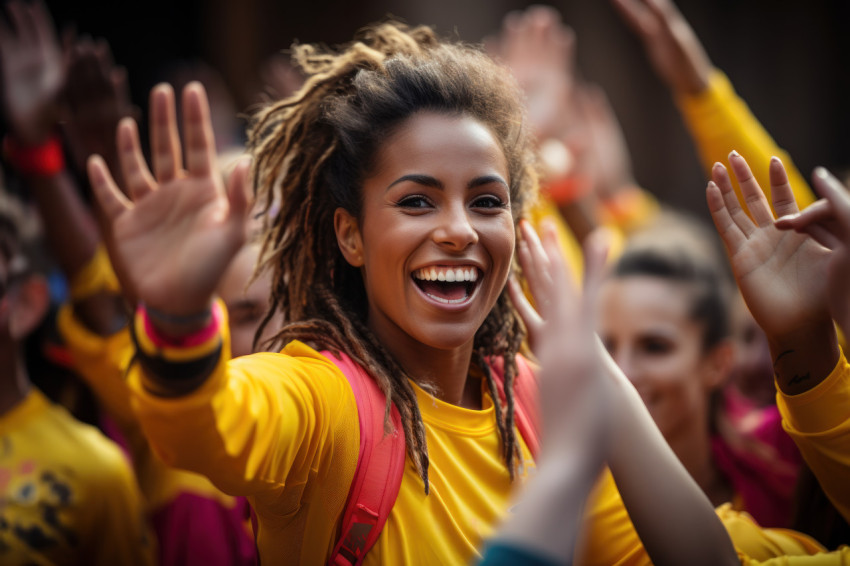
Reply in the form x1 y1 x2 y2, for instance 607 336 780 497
87 83 251 331
775 168 850 337
612 0 712 95
706 152 839 394
487 5 577 142
62 35 138 185
509 220 609 441
0 0 67 144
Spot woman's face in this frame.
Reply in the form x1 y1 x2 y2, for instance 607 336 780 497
336 111 515 359
599 276 722 440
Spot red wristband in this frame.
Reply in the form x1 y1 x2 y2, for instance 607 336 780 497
3 134 65 177
543 174 591 206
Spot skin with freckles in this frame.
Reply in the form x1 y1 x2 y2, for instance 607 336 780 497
335 111 514 407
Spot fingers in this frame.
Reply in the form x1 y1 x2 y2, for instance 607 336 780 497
182 82 218 179
711 161 756 239
6 2 35 45
225 156 252 241
611 0 656 39
149 83 183 182
813 167 850 223
508 276 542 332
727 151 774 227
88 155 131 220
518 220 557 304
768 156 799 218
775 167 850 251
706 179 747 256
580 227 610 311
117 118 157 200
30 0 58 52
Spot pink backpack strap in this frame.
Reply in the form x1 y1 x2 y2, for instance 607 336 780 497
490 354 540 458
322 350 406 566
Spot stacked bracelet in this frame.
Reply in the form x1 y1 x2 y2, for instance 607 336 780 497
138 302 221 350
3 134 65 177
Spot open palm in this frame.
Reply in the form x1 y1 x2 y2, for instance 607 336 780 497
88 83 250 317
707 153 831 341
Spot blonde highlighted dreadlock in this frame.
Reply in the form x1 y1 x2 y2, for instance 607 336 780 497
249 21 537 492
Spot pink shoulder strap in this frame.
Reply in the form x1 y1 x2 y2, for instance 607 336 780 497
490 354 540 458
322 350 406 566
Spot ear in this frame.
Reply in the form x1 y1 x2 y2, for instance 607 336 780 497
700 339 734 391
9 275 49 340
334 207 364 268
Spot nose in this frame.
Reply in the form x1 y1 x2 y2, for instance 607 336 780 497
433 202 478 251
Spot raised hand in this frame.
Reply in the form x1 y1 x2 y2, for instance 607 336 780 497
612 0 712 95
509 220 609 437
707 153 838 393
87 83 251 327
487 5 576 142
0 0 66 144
62 36 138 184
775 168 850 336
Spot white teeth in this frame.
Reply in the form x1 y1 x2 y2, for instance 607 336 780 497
427 294 468 305
413 266 480 282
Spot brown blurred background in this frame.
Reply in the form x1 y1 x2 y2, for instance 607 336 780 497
49 0 850 221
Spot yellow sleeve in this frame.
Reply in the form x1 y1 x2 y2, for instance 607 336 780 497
676 70 816 214
576 470 848 565
56 303 136 431
128 323 359 500
777 350 850 524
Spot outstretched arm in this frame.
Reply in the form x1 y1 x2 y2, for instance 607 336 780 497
489 223 609 565
613 0 815 212
510 221 738 566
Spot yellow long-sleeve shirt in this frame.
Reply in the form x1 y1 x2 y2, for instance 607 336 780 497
129 315 850 565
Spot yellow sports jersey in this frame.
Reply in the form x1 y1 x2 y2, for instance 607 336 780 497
0 390 154 565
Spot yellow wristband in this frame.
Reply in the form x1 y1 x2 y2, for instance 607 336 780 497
69 246 120 300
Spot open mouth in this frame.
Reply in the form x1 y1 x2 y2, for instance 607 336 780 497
412 265 480 305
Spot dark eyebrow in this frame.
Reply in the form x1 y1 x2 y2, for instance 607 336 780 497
387 174 443 191
386 174 508 192
468 175 509 190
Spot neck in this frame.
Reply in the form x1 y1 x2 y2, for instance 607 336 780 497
367 321 481 409
666 417 731 507
0 346 31 416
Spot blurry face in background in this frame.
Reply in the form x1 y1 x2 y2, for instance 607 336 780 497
217 243 282 357
599 276 721 440
728 292 775 408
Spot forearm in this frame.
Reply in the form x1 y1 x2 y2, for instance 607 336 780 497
768 321 840 396
487 450 591 564
26 168 101 278
600 345 738 566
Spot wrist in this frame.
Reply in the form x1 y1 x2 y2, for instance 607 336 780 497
3 134 66 178
768 321 840 395
140 302 217 345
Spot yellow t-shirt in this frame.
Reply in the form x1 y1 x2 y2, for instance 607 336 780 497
0 389 154 565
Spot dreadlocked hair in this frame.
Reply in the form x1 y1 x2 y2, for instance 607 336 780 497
248 21 537 491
